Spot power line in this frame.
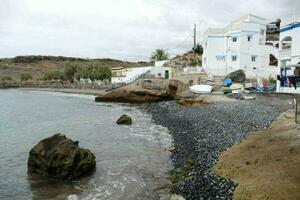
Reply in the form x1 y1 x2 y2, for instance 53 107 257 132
167 30 194 51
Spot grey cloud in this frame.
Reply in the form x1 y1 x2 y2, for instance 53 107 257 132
0 0 299 61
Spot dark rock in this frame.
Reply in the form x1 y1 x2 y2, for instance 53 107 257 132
28 134 96 180
95 89 174 103
95 80 186 103
116 114 132 125
225 70 246 83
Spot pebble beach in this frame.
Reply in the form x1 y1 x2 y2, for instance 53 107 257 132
142 98 291 200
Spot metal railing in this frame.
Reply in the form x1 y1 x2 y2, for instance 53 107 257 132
106 70 151 92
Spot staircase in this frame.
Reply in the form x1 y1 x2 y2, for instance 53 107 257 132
106 70 151 92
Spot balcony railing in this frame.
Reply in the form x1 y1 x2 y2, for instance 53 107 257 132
279 49 292 60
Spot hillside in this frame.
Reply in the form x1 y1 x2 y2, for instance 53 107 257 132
0 56 149 81
164 50 202 68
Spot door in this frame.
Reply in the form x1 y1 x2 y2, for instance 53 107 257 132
165 70 169 79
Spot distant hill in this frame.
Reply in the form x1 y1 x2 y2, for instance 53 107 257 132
0 56 150 81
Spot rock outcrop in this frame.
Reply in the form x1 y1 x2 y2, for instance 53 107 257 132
95 89 174 103
116 114 132 125
28 134 96 180
95 79 186 103
225 70 246 83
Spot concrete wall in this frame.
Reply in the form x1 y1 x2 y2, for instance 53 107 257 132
150 67 172 79
154 60 168 67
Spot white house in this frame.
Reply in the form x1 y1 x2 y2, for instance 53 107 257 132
277 15 300 94
111 66 152 84
110 61 172 84
151 60 173 79
201 14 278 78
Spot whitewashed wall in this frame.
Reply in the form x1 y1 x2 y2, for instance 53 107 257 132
111 66 152 84
150 67 172 79
202 14 278 78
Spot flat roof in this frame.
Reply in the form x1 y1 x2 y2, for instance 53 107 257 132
111 67 125 70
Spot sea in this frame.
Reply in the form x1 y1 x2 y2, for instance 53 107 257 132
0 89 172 200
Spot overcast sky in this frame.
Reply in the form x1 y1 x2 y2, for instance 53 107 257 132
0 0 299 61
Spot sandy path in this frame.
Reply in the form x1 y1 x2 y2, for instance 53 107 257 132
214 110 300 200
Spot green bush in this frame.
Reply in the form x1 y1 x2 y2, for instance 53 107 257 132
76 63 111 81
43 70 64 81
63 62 78 82
20 73 32 81
269 76 277 84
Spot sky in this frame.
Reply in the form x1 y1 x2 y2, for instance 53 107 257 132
0 0 299 61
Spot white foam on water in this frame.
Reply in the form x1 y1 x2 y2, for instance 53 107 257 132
78 107 173 200
67 194 79 200
27 90 96 99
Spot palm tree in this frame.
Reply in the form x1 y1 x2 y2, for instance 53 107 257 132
151 49 169 61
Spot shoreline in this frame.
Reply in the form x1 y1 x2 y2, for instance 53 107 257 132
3 88 297 199
141 97 293 199
16 87 107 96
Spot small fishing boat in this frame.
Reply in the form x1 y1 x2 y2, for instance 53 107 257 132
189 85 213 94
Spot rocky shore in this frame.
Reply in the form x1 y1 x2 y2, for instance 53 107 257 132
141 97 291 200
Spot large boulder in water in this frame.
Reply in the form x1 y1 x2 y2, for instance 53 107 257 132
28 134 96 180
225 70 246 83
116 114 132 125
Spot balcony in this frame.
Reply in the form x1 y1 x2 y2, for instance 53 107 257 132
279 49 292 61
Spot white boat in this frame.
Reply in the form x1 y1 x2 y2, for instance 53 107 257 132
189 85 213 94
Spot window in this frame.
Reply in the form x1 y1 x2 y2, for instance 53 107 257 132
232 37 237 42
247 35 252 42
216 55 225 61
251 56 256 62
232 56 237 62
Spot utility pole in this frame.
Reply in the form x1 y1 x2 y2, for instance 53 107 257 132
193 24 197 62
193 24 197 52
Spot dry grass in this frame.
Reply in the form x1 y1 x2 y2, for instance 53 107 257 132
0 58 148 81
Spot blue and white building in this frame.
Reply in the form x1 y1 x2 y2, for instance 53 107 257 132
277 15 300 93
201 14 278 78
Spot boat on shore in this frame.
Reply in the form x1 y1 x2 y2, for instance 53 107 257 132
189 85 213 94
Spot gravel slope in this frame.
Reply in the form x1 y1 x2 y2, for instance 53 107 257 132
142 100 288 200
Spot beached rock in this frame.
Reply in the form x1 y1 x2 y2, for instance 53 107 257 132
177 97 209 107
116 114 132 125
95 89 174 103
95 79 186 103
226 70 246 83
169 79 186 96
28 134 96 180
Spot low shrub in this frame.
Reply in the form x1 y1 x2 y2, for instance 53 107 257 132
20 73 32 81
